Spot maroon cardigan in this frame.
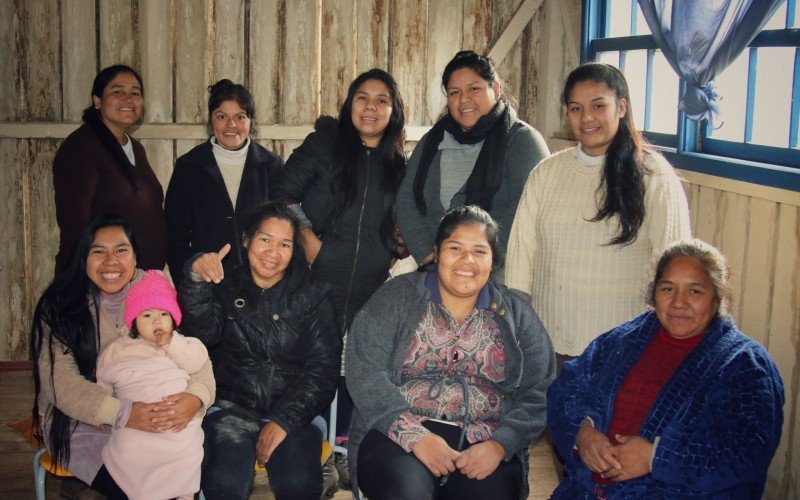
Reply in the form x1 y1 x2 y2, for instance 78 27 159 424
53 124 168 272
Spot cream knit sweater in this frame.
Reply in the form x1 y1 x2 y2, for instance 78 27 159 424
505 147 691 356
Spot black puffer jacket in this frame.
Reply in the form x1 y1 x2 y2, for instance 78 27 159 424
179 265 340 433
275 116 400 331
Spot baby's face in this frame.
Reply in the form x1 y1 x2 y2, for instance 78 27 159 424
135 309 174 347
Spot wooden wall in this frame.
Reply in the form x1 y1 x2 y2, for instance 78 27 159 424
1 0 798 498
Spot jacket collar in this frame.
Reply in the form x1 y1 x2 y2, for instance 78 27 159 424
424 271 491 310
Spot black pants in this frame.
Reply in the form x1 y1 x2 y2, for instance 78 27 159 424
357 421 522 500
201 400 323 500
91 466 128 499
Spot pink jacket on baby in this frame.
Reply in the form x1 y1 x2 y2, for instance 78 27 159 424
97 332 208 500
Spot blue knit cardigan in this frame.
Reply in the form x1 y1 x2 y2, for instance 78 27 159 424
547 310 784 499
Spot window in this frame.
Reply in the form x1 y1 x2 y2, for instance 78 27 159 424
583 0 800 190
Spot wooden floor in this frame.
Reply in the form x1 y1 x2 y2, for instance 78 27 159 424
0 370 559 499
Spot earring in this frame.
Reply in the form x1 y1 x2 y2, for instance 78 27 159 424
94 106 99 110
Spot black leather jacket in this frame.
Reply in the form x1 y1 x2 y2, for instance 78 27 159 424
179 265 340 433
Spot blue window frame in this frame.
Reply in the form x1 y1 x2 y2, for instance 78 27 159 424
582 0 800 191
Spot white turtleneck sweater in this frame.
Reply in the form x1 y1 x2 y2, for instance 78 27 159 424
211 137 249 207
505 146 691 356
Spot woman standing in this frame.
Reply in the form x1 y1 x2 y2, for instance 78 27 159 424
346 206 555 500
53 65 168 272
505 62 691 363
165 79 283 284
547 240 784 498
180 202 340 500
274 68 406 469
396 51 549 277
30 214 215 498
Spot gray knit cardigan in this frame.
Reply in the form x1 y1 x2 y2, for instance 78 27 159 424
345 272 556 498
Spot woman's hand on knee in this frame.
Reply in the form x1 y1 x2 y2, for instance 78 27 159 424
410 433 461 477
455 440 505 480
256 422 288 465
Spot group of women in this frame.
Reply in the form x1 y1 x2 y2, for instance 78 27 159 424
31 49 784 500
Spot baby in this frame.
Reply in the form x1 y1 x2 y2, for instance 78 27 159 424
97 270 208 500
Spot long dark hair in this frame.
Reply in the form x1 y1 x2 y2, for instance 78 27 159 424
30 214 138 468
329 69 406 252
81 65 145 189
562 62 649 246
206 79 258 137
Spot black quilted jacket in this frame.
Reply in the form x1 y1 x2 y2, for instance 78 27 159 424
179 265 341 433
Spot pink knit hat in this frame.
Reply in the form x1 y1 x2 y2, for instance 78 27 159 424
124 270 182 328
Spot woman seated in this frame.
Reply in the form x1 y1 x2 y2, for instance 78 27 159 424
179 202 341 500
547 239 784 498
30 214 215 498
346 205 556 500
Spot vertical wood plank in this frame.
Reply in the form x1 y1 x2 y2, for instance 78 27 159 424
0 2 20 120
693 185 722 248
283 0 319 124
0 140 25 360
686 183 701 232
493 0 524 108
764 204 799 498
22 0 61 121
139 0 173 123
717 191 749 322
355 0 390 72
320 0 355 117
425 1 463 124
99 0 138 68
175 0 211 123
389 0 428 125
213 0 246 84
519 5 544 126
139 139 175 194
739 198 777 347
250 0 282 125
25 140 60 347
61 0 97 122
175 139 205 159
282 140 304 162
463 0 492 53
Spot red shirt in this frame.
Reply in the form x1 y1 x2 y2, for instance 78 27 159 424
594 327 703 485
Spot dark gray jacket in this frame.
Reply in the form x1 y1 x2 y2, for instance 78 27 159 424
396 119 549 279
346 272 555 498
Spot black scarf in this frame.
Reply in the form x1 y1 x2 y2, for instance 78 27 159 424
413 100 514 215
82 109 140 189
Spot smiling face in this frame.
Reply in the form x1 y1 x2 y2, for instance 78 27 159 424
566 80 627 156
211 99 252 150
92 72 143 141
350 79 393 148
244 217 294 289
654 256 719 340
446 68 501 132
134 309 174 346
86 226 137 295
436 222 493 302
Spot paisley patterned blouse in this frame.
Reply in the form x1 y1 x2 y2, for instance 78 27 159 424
387 273 506 452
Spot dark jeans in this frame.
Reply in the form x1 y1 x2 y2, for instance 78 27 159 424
201 400 323 500
323 376 354 438
358 421 522 500
91 466 128 499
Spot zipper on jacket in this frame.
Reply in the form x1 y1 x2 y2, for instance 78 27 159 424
341 150 371 335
